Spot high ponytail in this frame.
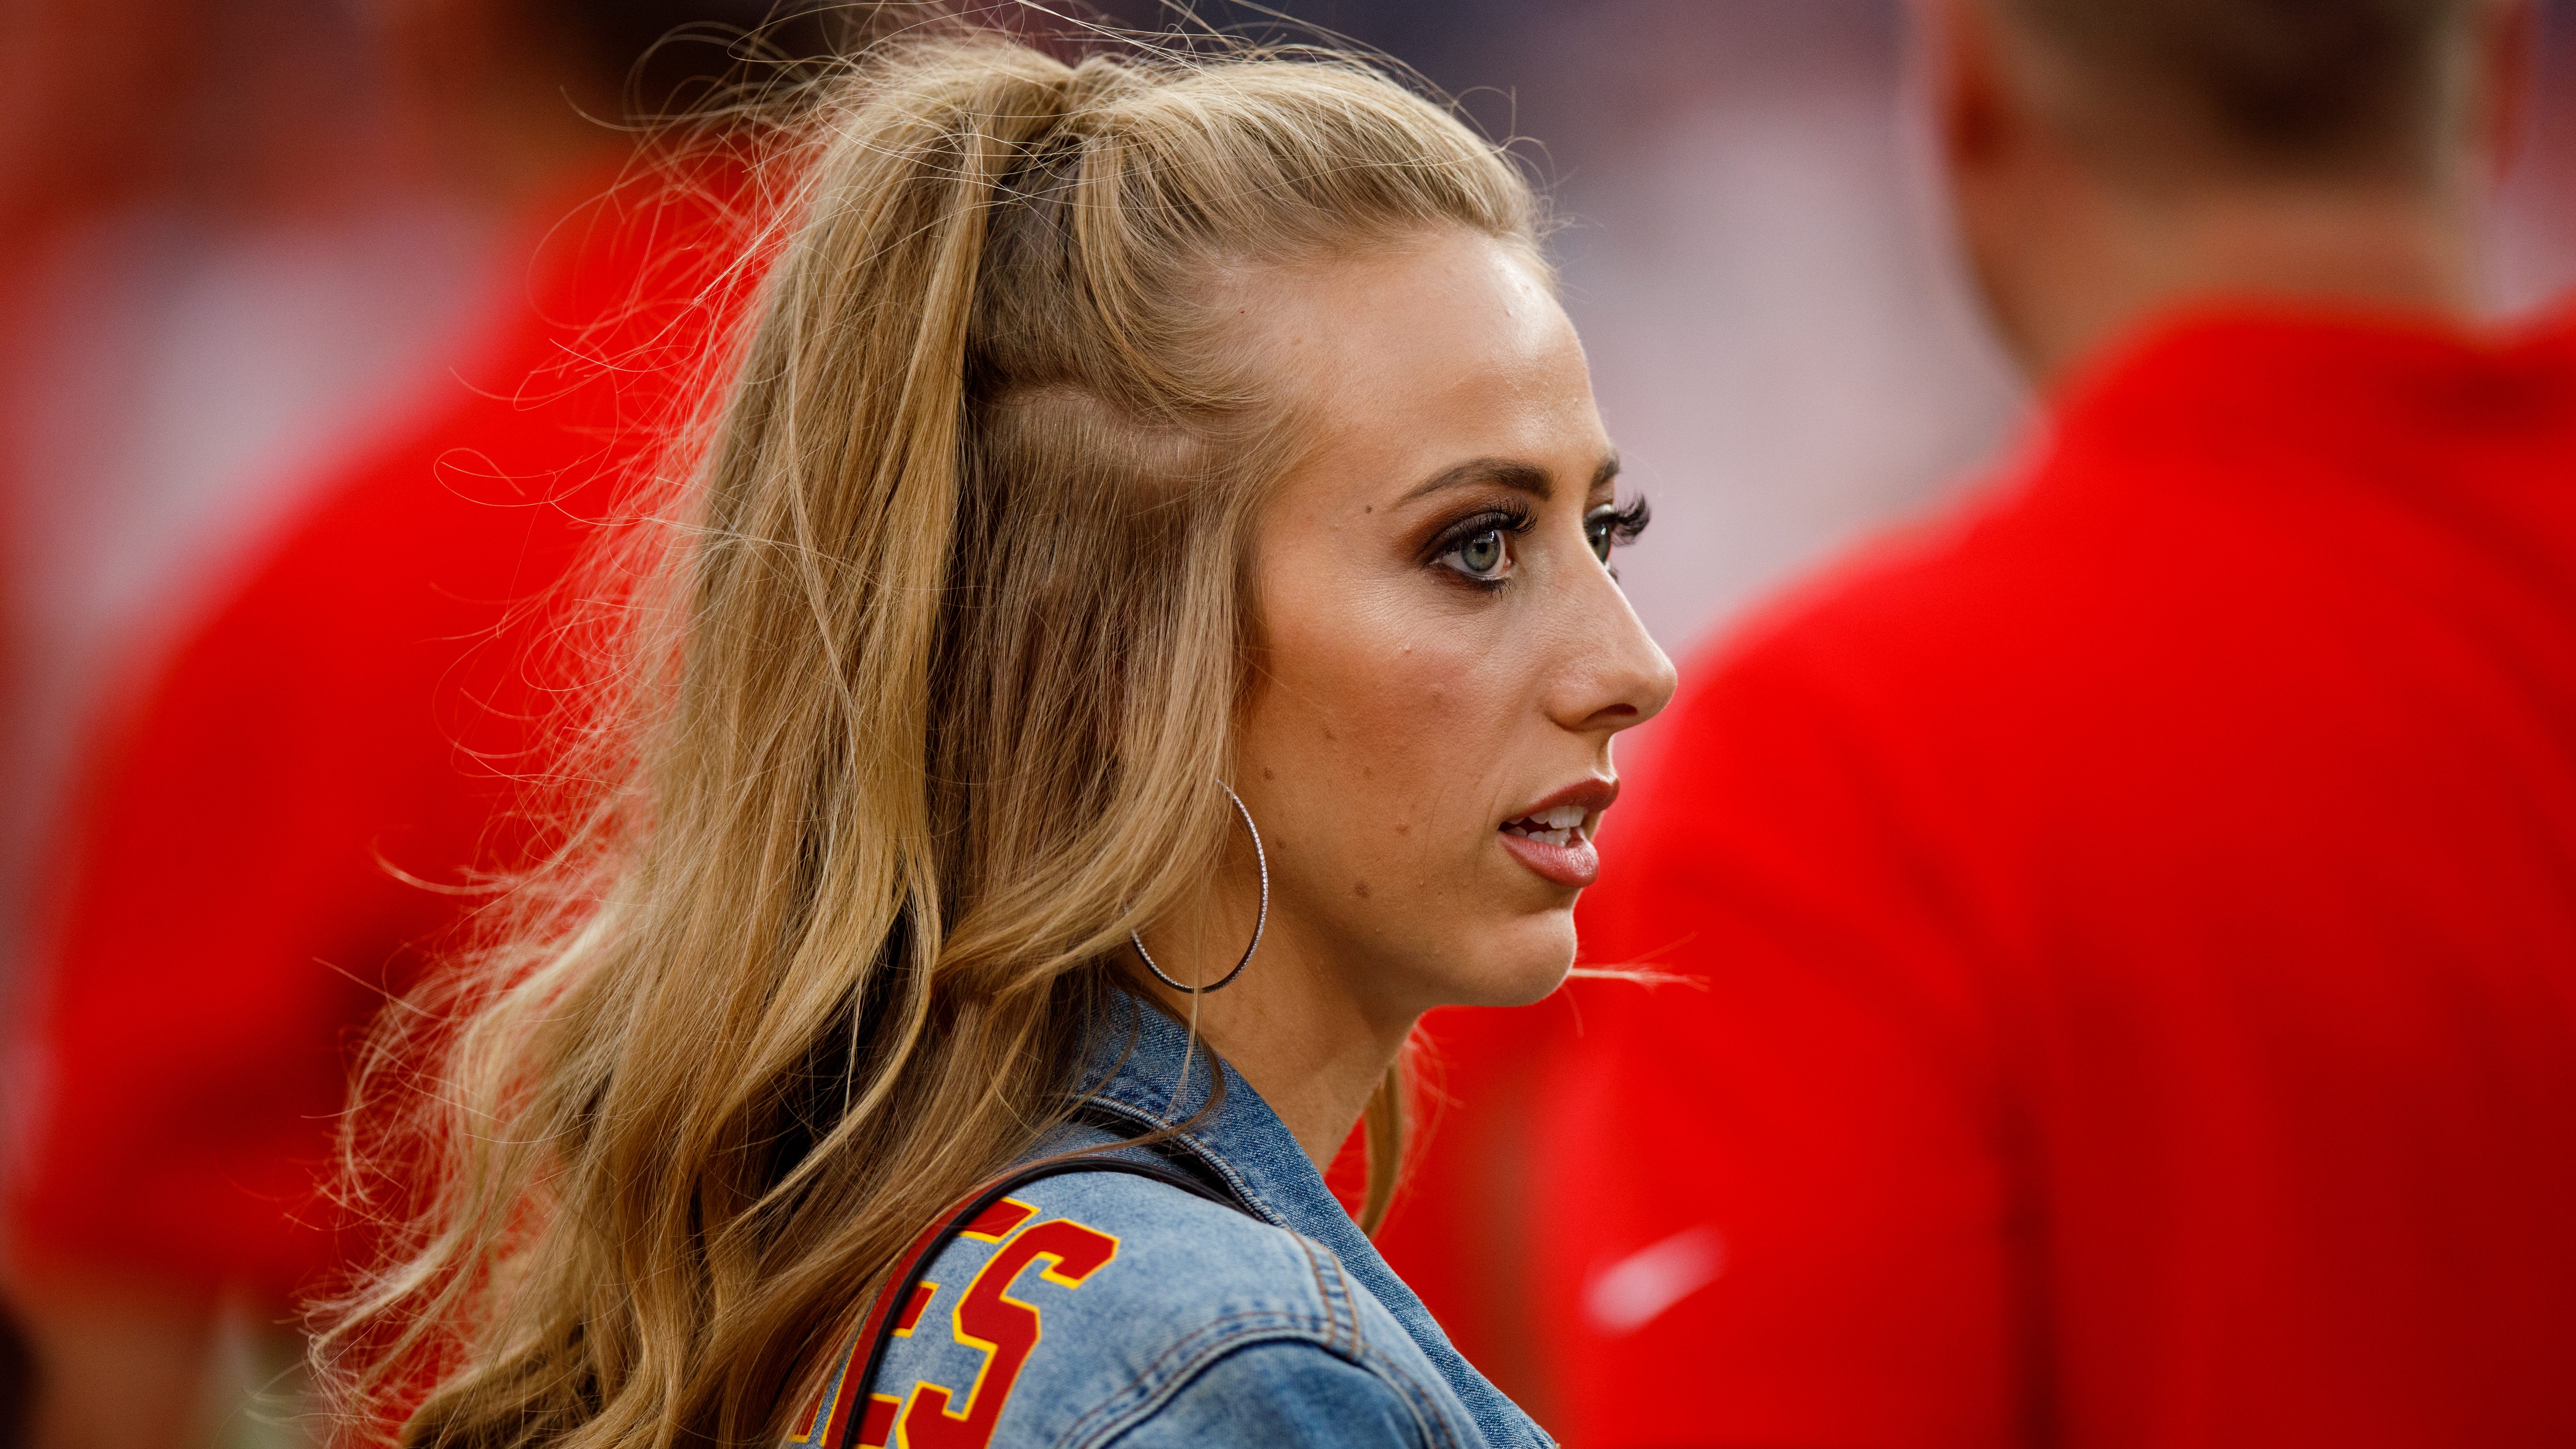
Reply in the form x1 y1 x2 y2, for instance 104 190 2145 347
317 24 1538 1449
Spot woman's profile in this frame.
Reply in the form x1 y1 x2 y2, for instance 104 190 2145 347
321 19 1673 1449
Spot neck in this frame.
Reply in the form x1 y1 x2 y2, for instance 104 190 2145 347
1987 175 2484 387
1136 905 1417 1172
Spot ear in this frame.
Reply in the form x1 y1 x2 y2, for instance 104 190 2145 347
2473 0 2539 182
1919 0 2021 178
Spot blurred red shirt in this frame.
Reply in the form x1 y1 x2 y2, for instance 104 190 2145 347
1543 305 2576 1447
7 170 753 1307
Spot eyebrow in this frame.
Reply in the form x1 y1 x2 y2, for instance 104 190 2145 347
1398 452 1621 508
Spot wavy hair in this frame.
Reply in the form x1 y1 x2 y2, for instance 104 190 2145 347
316 22 1540 1449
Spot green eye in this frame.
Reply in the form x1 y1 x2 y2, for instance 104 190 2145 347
1452 529 1507 578
1432 508 1529 587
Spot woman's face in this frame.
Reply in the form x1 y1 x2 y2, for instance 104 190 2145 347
1221 228 1676 1029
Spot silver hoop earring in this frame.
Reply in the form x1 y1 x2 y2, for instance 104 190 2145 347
1131 782 1268 995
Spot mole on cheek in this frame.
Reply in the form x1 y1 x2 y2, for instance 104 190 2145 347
1262 766 1275 781
1353 881 1372 899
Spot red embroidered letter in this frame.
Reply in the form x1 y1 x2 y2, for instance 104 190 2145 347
896 1217 1121 1449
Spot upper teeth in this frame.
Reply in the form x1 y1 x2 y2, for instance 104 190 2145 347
1502 804 1589 845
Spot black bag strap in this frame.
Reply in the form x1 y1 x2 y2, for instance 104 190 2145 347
804 1151 1254 1449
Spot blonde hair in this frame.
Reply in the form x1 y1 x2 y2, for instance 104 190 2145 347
318 24 1539 1449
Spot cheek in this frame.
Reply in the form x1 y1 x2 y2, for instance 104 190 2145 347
1246 596 1518 882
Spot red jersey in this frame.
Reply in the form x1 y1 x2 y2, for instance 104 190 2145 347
7 174 753 1307
1543 306 2576 1447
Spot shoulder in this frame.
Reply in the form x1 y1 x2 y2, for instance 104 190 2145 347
1687 409 2254 716
799 1169 1471 1449
1085 1341 1443 1449
926 1167 1356 1367
1620 451 2169 819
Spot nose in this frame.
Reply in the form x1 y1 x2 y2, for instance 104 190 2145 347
1550 557 1677 737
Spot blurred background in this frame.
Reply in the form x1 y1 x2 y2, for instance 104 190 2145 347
1 0 2570 1443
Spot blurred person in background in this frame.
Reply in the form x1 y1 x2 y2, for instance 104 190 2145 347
1548 0 2576 1445
0 3 839 1444
0 1 504 1440
0 0 494 1063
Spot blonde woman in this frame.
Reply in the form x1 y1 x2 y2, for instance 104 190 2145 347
326 26 1673 1449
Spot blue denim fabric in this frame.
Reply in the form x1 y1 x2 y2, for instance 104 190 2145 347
806 993 1552 1449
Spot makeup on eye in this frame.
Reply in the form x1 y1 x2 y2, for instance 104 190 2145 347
1399 454 1634 558
1416 487 1652 590
1585 497 1652 564
1426 502 1536 586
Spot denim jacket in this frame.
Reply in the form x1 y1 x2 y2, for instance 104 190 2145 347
785 994 1552 1449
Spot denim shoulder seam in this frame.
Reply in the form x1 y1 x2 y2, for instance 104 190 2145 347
1290 1231 1363 1359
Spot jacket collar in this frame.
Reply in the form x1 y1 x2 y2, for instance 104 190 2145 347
1075 991 1546 1449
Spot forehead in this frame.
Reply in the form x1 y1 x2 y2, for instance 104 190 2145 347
1222 230 1604 486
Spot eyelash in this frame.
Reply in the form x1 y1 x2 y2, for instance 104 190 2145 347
1428 495 1654 592
1429 503 1537 592
1589 497 1651 553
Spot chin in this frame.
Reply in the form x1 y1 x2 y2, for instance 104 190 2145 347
1441 907 1579 1009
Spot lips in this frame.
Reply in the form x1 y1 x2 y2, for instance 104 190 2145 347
1498 777 1619 889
